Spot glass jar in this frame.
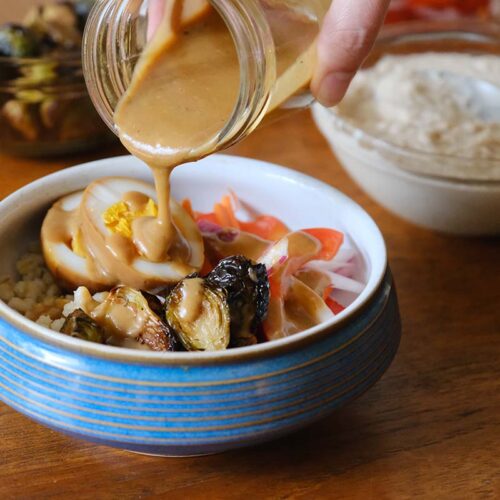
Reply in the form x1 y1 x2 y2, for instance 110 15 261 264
0 52 114 157
83 0 330 154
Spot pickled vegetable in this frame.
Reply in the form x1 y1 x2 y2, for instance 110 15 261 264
61 308 105 344
166 278 231 352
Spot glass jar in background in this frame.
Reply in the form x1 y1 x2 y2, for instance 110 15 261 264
83 0 330 154
0 52 114 157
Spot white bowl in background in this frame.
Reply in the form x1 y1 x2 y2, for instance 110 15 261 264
312 21 500 237
313 104 500 236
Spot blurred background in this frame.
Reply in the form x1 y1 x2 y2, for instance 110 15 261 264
386 0 499 22
2 0 500 24
1 0 41 22
0 0 498 159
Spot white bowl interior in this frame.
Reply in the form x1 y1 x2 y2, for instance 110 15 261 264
0 155 387 359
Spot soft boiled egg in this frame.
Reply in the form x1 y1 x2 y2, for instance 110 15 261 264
41 177 204 292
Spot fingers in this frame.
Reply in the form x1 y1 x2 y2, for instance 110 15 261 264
147 0 166 40
311 0 391 107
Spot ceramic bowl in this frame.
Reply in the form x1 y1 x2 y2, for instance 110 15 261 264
0 155 401 456
312 21 500 236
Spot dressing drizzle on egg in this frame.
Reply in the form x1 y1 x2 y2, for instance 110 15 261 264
41 177 204 292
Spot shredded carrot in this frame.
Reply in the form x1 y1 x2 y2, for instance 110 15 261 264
323 284 335 301
182 199 196 220
268 274 282 299
214 203 234 228
325 297 345 315
221 196 240 229
194 195 289 242
240 216 289 241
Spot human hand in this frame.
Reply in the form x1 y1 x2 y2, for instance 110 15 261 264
147 0 390 107
311 0 391 107
147 0 165 40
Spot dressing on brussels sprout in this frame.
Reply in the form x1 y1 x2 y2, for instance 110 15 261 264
72 285 179 351
166 278 231 352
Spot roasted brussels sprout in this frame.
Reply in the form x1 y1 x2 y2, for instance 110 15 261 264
206 256 269 347
98 287 179 352
61 309 105 344
0 24 39 58
166 278 231 352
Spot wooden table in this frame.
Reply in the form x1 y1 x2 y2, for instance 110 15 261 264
1 111 499 499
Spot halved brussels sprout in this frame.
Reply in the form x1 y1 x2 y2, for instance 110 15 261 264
61 309 105 344
96 287 179 352
166 278 230 352
206 256 269 347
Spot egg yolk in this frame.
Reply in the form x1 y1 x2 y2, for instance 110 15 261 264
102 199 158 239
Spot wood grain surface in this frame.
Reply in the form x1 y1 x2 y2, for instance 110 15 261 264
1 111 499 499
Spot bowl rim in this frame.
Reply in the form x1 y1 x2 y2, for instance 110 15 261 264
322 19 500 185
0 155 389 365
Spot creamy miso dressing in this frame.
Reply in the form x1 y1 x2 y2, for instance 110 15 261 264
176 278 205 323
115 2 241 264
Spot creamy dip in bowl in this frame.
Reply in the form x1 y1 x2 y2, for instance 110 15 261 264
313 21 500 236
0 155 401 456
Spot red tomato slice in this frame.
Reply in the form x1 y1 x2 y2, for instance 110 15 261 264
325 297 346 315
303 228 344 261
240 216 289 242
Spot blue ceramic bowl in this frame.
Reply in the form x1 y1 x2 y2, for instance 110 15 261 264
0 155 401 456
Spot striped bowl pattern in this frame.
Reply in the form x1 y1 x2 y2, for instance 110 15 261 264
0 155 401 455
0 272 400 456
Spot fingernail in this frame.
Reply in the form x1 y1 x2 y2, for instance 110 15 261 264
315 72 354 107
